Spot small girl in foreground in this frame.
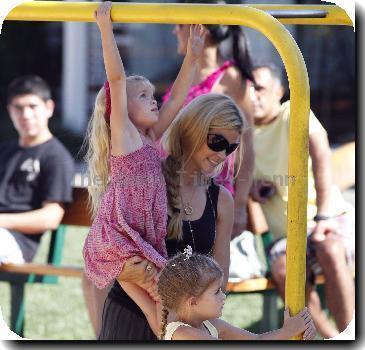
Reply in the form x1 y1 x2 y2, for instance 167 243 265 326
133 250 316 340
83 2 206 292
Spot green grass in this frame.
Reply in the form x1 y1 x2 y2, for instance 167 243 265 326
0 227 94 340
0 228 277 340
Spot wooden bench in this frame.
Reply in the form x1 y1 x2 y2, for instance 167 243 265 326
0 187 89 336
0 188 329 336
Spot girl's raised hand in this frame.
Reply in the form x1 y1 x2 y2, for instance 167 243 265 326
186 24 207 61
283 307 316 340
94 1 113 30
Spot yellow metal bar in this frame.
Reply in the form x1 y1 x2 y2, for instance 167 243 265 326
251 4 352 25
5 2 312 339
6 2 352 26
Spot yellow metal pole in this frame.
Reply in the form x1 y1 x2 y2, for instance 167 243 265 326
250 4 352 25
6 2 352 26
5 2 333 339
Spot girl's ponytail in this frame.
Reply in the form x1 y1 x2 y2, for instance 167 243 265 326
85 87 111 216
159 306 169 340
230 25 255 84
182 0 254 85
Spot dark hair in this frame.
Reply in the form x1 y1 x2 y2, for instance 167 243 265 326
252 61 284 86
7 75 52 105
182 0 254 84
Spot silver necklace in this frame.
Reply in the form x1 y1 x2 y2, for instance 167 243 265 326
181 174 210 216
181 189 196 216
187 188 216 254
183 204 193 216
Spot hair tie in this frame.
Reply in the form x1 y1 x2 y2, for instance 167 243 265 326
104 81 111 124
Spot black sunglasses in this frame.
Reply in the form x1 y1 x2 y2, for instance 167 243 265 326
207 134 239 155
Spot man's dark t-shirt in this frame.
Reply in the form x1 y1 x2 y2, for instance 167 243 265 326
0 138 74 260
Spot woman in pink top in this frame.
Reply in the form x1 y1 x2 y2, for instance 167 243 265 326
162 0 255 237
82 3 206 293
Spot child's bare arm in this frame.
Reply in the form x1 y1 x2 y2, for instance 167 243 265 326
119 281 160 336
172 326 219 340
95 2 142 155
213 307 316 340
152 25 207 139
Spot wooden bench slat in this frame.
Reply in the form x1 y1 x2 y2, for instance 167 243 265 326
0 263 83 278
225 273 334 293
227 278 276 292
61 187 91 227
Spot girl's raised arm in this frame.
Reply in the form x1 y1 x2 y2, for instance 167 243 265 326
120 281 161 336
96 2 142 155
153 25 207 140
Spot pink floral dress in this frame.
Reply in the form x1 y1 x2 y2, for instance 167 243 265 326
162 61 236 195
83 139 168 289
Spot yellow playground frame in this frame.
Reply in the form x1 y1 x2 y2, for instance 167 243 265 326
6 2 353 339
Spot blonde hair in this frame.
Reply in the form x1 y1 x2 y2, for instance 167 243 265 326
85 75 153 216
157 253 223 340
162 93 248 240
126 75 153 88
85 87 111 216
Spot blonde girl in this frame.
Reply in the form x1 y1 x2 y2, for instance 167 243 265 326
99 92 247 340
83 1 206 298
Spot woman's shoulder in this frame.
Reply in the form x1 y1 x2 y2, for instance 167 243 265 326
222 65 245 86
215 184 234 218
215 65 249 102
208 182 233 205
215 183 233 204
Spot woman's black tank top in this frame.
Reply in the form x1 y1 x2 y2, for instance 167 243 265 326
108 181 220 311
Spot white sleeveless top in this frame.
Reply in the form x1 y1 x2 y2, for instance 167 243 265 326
164 320 219 340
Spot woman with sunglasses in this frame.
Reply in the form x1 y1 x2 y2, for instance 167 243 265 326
162 0 255 238
162 93 244 264
98 93 246 340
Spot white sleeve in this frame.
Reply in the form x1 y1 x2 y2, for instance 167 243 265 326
309 110 326 135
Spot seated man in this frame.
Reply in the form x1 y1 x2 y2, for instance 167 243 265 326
0 75 74 265
250 62 354 338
